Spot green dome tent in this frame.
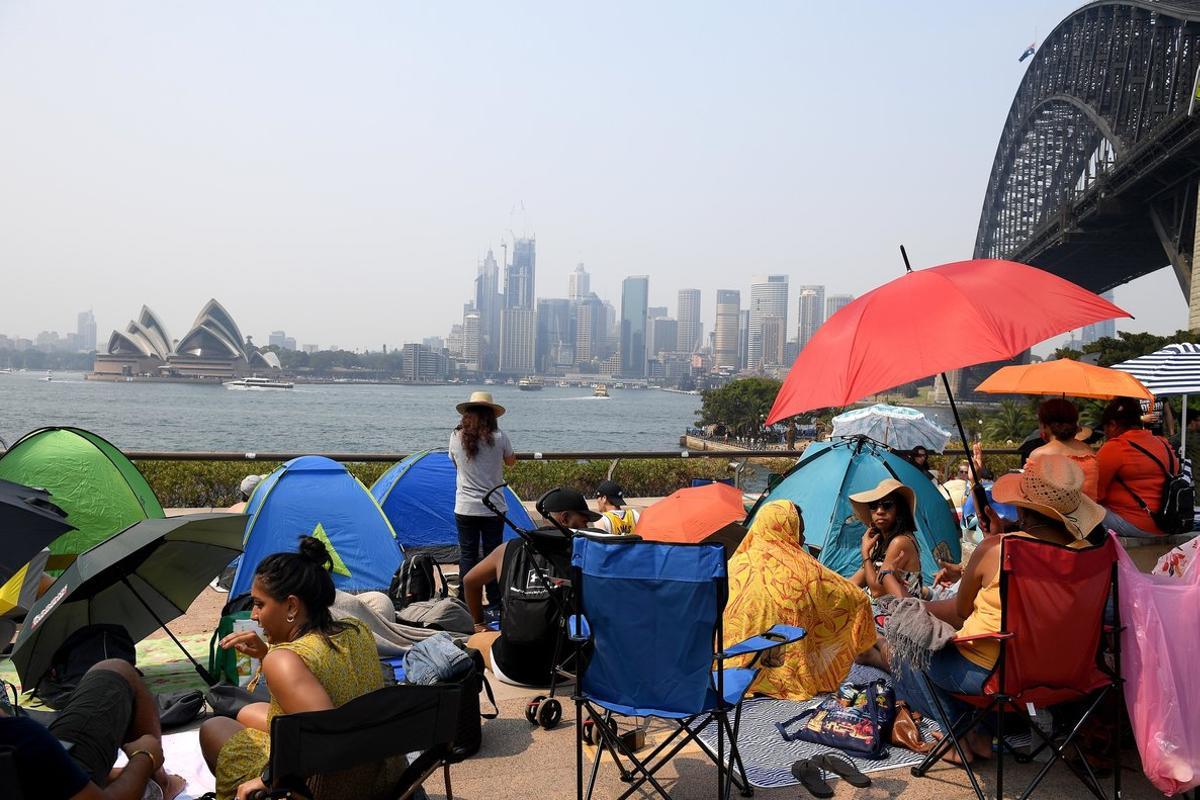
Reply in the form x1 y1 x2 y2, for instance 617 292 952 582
0 427 164 570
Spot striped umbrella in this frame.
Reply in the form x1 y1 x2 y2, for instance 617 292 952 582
1112 342 1200 454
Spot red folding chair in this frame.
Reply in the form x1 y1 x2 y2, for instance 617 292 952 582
911 535 1122 800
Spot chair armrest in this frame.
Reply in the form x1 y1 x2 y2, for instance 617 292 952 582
952 631 1013 644
719 624 806 660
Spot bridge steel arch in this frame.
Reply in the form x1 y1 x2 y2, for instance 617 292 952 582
975 1 1200 325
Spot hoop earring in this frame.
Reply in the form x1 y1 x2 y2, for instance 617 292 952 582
286 613 296 623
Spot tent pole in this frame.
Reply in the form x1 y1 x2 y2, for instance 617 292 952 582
121 577 215 685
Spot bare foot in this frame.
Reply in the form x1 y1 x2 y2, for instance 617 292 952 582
941 742 975 766
159 771 186 800
967 732 993 761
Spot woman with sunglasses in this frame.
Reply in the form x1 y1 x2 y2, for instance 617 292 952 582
848 478 924 600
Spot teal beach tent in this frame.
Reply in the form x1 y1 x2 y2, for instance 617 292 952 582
750 436 960 583
231 456 401 597
371 450 533 559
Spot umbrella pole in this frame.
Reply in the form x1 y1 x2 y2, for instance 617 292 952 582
939 372 992 532
120 578 215 685
1183 395 1189 458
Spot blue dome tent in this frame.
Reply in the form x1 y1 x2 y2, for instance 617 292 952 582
750 437 960 583
231 456 402 598
371 450 533 559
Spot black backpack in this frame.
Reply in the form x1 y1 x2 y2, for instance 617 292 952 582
35 624 136 709
388 554 447 611
1117 439 1195 536
500 534 570 646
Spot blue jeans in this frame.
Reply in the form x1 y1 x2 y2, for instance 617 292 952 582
892 646 992 731
455 513 505 607
1102 508 1160 538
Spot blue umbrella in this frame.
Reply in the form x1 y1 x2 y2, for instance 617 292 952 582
751 437 960 583
831 404 953 453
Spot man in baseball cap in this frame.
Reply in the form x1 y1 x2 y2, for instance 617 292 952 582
594 480 640 534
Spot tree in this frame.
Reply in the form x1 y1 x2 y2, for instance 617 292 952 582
697 378 782 436
1055 329 1200 366
983 399 1037 441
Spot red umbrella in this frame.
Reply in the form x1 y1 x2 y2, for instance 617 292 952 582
767 259 1130 423
635 482 747 543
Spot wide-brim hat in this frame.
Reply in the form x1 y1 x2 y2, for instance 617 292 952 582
456 391 505 417
991 454 1104 540
848 478 918 528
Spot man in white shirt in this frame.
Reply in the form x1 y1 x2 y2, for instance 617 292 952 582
593 480 640 535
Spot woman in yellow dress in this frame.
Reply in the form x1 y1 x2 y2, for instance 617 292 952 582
199 536 403 800
723 500 876 700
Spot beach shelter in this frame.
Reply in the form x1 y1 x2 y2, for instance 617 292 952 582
0 427 164 571
231 456 401 597
749 436 960 583
370 450 532 557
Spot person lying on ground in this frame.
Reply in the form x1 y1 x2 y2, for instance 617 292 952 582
889 455 1104 766
592 479 639 534
200 536 408 800
0 658 183 800
464 487 599 687
848 479 924 600
723 500 875 700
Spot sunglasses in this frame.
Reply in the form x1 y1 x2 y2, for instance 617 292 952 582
868 499 897 511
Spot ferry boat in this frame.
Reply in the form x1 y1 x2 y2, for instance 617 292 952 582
592 383 609 398
517 377 544 391
223 376 294 390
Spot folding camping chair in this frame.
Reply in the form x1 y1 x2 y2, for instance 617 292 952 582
570 534 805 800
248 683 461 800
911 535 1122 800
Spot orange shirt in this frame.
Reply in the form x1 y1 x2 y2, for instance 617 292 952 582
1096 429 1173 534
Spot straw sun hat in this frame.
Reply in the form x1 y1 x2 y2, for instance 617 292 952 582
456 390 506 417
991 454 1104 540
849 478 918 528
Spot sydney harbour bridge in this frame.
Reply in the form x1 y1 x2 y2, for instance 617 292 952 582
976 0 1200 328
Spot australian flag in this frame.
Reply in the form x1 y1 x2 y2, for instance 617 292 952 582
1019 42 1036 62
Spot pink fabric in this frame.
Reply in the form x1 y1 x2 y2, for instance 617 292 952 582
1116 536 1200 795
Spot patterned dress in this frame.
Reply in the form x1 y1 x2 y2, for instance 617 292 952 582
215 619 403 800
723 501 876 701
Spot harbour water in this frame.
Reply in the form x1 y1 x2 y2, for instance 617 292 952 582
0 372 701 453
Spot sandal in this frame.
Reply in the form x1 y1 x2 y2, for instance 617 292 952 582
816 751 871 788
791 758 833 798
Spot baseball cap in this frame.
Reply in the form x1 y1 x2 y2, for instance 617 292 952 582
239 474 266 499
595 480 626 507
540 487 602 521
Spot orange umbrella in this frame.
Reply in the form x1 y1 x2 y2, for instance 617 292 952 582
635 482 747 543
975 358 1153 400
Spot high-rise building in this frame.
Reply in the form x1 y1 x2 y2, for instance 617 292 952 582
475 249 503 372
536 298 573 374
826 293 854 319
749 275 788 371
505 238 536 310
648 306 669 320
1080 290 1117 344
738 310 750 371
269 330 286 349
500 308 537 374
568 263 590 301
648 317 679 359
422 336 445 351
760 314 786 367
76 309 97 352
796 285 825 351
402 343 449 382
446 324 464 358
714 290 741 370
676 289 702 354
461 310 481 370
620 276 649 377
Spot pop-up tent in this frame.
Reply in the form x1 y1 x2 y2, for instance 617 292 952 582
231 456 401 597
749 436 960 583
0 427 164 571
371 450 533 559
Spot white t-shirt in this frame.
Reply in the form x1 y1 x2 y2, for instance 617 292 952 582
449 428 514 516
594 507 640 534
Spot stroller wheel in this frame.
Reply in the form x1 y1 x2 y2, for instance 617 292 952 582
525 695 546 725
538 698 562 729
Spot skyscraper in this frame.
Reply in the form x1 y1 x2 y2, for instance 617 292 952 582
461 310 481 371
620 276 649 377
714 290 741 370
760 314 786 367
826 293 854 319
1080 290 1117 344
749 275 788 371
474 249 503 372
796 285 825 350
500 308 536 374
536 298 573 373
738 310 750 371
505 238 536 310
568 263 590 301
573 295 604 365
76 309 97 352
648 317 679 359
676 289 702 354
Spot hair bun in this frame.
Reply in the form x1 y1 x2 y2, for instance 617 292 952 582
298 536 332 571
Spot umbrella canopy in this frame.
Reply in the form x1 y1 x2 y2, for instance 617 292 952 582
767 259 1130 423
1112 343 1200 396
975 359 1153 400
831 404 953 452
750 437 960 582
0 479 74 586
635 482 747 543
13 513 245 688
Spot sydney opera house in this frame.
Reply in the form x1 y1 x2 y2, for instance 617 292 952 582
91 299 281 381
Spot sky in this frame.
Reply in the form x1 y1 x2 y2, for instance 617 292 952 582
0 1 1188 352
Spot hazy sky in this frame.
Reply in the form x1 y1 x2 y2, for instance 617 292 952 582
0 1 1187 351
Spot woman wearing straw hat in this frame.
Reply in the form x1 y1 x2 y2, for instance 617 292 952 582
450 391 517 613
890 454 1105 765
848 478 925 601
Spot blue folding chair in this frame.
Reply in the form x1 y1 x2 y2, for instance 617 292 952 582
570 535 805 800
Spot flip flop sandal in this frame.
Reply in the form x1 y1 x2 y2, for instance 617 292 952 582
816 751 872 788
791 758 833 798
